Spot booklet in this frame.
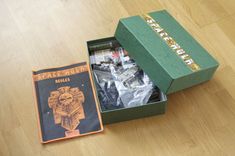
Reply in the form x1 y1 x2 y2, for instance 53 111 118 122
32 62 103 143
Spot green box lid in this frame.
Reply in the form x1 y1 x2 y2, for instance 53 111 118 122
115 10 219 94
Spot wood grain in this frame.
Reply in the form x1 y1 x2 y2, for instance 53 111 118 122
0 0 235 155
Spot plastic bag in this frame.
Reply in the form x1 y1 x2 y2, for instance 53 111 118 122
93 67 123 111
110 64 154 108
92 47 155 110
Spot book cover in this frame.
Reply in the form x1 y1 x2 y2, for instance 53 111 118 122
32 62 103 143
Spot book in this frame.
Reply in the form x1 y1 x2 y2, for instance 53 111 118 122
32 62 103 143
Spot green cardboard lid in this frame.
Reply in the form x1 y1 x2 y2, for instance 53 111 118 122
115 10 219 94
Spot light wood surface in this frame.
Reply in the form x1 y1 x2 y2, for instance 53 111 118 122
1 0 235 155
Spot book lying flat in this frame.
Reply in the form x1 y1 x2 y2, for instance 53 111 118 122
32 62 103 143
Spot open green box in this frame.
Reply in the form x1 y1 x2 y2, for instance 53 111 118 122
86 10 219 124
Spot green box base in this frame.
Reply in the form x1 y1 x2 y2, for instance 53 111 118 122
101 93 167 124
87 37 167 124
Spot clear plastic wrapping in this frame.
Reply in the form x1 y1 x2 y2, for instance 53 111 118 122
91 46 158 111
93 68 123 111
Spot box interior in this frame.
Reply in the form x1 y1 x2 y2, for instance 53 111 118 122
87 37 166 113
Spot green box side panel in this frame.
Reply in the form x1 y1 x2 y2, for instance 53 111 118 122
168 65 219 93
117 15 193 79
149 10 219 72
102 101 166 124
115 21 173 93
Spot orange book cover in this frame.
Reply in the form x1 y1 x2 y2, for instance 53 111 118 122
32 62 103 143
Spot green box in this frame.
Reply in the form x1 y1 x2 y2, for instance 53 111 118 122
87 37 167 124
86 10 219 124
115 10 219 94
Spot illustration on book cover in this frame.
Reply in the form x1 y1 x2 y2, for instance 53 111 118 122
48 86 85 135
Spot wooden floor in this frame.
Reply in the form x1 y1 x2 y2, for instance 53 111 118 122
1 0 235 155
